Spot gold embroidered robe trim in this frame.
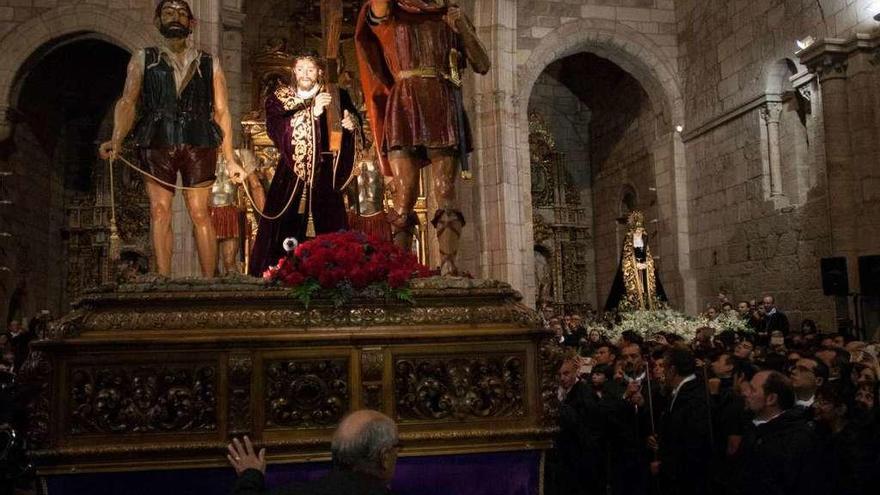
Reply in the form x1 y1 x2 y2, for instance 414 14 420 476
274 86 316 182
621 238 658 311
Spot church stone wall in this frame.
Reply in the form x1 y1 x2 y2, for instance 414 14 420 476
674 0 880 329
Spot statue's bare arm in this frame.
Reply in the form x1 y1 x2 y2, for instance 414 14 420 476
212 59 246 182
370 0 391 18
99 51 143 160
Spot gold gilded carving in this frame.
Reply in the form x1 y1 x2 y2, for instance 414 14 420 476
68 364 218 434
265 359 349 428
361 350 385 382
77 303 537 332
361 348 385 410
538 337 565 425
228 354 253 436
394 354 525 422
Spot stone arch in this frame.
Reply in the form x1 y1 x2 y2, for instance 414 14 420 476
0 4 155 114
517 18 683 126
765 58 799 95
514 18 696 312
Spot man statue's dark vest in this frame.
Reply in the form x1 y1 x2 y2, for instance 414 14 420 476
133 47 222 148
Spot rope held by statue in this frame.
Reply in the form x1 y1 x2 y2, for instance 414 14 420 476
107 155 299 222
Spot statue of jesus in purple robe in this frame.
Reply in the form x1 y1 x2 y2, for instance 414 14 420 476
248 53 359 277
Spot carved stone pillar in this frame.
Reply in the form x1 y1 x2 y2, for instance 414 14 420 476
815 54 853 254
471 0 533 304
222 1 246 146
760 101 784 198
801 43 857 307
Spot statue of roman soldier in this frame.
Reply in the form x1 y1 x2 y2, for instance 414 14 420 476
355 0 490 275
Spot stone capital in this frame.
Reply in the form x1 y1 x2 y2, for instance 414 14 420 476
812 53 848 82
759 101 783 124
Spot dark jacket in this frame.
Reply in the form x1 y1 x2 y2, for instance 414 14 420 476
604 377 663 495
816 421 877 495
737 408 821 495
550 381 606 495
233 468 391 495
658 378 712 495
762 310 790 335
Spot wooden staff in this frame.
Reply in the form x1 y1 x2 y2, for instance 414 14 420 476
321 0 344 154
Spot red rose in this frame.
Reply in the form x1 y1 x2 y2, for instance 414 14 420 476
283 271 305 286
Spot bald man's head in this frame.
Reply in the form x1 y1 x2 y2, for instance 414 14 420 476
331 410 399 481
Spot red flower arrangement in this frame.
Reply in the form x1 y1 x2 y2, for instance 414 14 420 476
263 231 431 306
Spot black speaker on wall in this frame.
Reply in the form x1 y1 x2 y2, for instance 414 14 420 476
858 255 880 296
821 257 849 296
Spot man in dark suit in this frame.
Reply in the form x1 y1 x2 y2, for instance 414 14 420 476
738 370 822 495
759 295 790 341
546 358 606 495
229 409 398 494
606 343 664 495
656 347 712 495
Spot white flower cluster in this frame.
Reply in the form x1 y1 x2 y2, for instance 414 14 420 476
700 311 754 335
602 309 754 343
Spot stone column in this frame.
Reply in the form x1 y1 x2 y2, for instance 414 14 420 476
222 0 246 145
471 0 533 303
802 44 858 321
171 0 224 277
814 56 853 256
760 101 784 198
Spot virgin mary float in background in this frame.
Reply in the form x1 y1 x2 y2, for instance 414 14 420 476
605 210 668 311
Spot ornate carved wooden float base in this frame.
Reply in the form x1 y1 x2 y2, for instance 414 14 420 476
23 276 559 478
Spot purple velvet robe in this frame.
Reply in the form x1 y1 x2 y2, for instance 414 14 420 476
247 85 357 277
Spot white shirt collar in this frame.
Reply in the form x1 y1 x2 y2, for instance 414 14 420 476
296 84 320 100
156 43 201 94
752 410 785 426
668 374 696 411
672 374 696 397
558 380 578 402
625 371 647 383
795 395 815 408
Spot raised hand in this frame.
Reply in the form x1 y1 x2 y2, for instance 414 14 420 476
341 110 356 131
227 436 266 476
314 92 332 117
443 5 462 32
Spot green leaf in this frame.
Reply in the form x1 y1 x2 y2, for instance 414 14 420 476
293 279 321 308
393 287 415 304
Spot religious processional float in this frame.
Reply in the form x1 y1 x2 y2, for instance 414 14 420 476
601 210 753 342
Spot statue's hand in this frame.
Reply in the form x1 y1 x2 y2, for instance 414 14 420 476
98 140 119 161
341 110 356 131
226 159 247 184
313 92 332 117
443 5 462 32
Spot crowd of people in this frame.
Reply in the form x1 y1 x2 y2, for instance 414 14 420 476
544 295 880 495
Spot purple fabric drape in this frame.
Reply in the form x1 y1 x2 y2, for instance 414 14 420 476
44 451 541 495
